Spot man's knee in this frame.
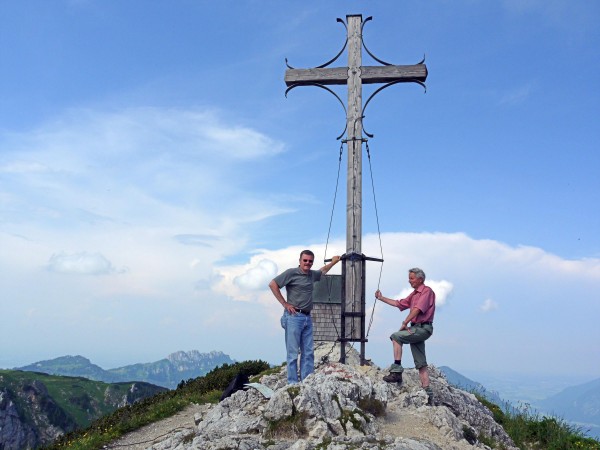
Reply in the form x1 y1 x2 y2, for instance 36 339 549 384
390 331 411 344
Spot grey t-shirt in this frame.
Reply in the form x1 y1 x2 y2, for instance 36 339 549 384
273 267 322 311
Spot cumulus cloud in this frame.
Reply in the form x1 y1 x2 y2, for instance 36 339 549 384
480 298 499 312
234 259 278 291
427 280 453 306
47 251 119 275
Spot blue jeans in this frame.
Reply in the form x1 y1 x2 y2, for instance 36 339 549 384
280 310 314 384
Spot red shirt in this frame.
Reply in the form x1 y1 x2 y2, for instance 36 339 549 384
395 284 436 323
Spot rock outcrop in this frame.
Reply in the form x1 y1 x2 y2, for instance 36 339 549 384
146 344 518 450
0 371 166 450
0 389 39 450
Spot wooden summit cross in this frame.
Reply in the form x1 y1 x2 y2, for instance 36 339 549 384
285 14 427 364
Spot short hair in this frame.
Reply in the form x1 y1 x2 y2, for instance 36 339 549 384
409 267 426 280
299 249 315 259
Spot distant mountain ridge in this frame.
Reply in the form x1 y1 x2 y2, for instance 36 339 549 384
440 366 600 440
17 350 235 389
535 377 600 439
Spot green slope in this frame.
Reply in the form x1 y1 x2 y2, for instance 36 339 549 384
0 369 167 449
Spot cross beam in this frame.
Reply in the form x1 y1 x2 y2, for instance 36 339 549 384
285 14 427 364
285 64 427 87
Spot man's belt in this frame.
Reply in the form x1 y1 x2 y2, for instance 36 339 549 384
411 321 433 326
294 308 311 315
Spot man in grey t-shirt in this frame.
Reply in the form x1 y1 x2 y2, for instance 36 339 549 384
269 250 340 383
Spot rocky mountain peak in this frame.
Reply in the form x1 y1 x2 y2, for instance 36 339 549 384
166 350 226 364
146 343 518 450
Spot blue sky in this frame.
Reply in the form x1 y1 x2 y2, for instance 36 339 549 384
1 1 599 382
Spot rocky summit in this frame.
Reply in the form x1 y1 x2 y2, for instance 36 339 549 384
142 343 518 450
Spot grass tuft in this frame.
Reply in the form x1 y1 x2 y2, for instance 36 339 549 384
476 395 600 450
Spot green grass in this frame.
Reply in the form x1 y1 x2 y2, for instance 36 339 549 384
476 395 600 450
41 360 271 450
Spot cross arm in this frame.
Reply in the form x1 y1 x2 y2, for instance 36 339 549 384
285 67 348 86
284 64 427 87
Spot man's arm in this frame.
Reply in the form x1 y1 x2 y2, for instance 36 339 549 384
320 255 341 274
269 279 296 314
400 307 423 331
374 290 399 307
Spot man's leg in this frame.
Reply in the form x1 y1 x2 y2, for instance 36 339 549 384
383 332 408 383
409 340 428 387
393 339 403 361
410 337 434 405
419 366 430 387
282 312 302 384
299 314 314 381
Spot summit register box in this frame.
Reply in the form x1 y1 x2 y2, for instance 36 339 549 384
312 274 342 342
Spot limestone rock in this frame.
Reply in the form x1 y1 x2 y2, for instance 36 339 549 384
148 343 518 450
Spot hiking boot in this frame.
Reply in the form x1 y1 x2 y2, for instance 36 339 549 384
383 371 403 384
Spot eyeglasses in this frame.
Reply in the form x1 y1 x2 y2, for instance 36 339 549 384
302 259 314 264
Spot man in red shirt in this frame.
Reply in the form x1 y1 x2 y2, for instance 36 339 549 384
375 267 436 404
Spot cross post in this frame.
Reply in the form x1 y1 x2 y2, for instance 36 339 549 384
285 14 427 364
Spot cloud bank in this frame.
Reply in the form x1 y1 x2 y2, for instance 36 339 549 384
212 232 600 374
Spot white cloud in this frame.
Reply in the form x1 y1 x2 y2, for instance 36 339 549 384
0 107 286 228
427 280 453 306
0 106 289 271
203 125 284 159
480 298 499 312
211 232 600 374
234 259 279 291
47 251 119 275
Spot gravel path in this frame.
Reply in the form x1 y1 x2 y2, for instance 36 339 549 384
378 397 478 450
104 403 206 450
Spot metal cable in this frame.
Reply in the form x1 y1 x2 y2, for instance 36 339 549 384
323 141 344 345
365 141 384 337
324 141 344 261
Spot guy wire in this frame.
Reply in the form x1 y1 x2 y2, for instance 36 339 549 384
324 141 344 260
365 140 384 338
323 140 344 353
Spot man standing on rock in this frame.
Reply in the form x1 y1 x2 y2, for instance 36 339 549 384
269 250 341 384
375 267 435 404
